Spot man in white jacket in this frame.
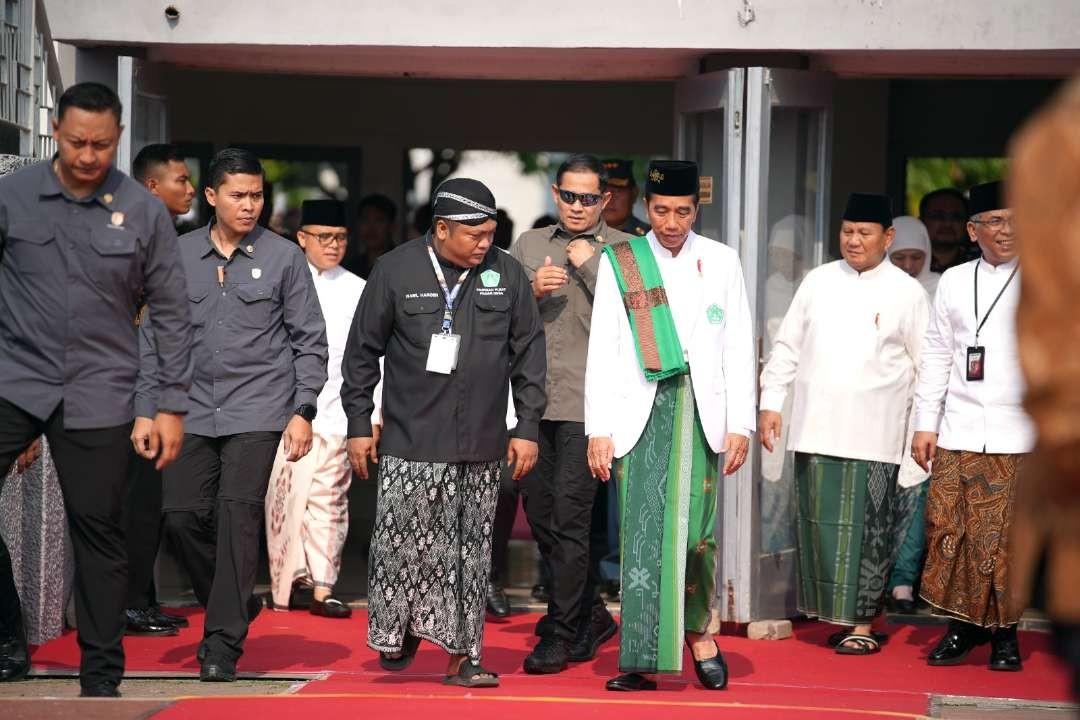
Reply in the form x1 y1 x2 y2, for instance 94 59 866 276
759 193 929 656
585 161 756 692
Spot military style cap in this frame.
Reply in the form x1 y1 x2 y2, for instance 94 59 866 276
645 160 699 196
432 177 497 226
968 180 1004 218
603 158 636 188
300 199 347 227
842 193 893 229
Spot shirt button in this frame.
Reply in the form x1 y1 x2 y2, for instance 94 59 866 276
69 242 75 249
221 291 227 296
218 319 223 325
215 407 221 412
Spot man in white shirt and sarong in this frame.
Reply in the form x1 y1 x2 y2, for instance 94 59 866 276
586 161 756 691
760 193 929 656
265 200 366 618
912 181 1032 672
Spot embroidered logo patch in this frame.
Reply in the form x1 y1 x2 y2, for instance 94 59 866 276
706 303 725 324
480 269 501 287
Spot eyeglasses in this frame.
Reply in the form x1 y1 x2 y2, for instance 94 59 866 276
923 211 968 223
300 230 349 246
970 215 1013 232
557 188 603 207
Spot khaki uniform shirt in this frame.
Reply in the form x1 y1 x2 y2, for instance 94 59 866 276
511 219 632 423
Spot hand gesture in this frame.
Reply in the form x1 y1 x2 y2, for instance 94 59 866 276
283 415 313 462
532 256 568 298
911 431 938 473
722 433 750 476
506 438 538 480
348 437 379 480
587 436 615 481
566 239 596 269
758 410 782 453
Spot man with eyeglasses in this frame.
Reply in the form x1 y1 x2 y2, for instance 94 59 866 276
920 188 975 273
136 149 327 681
264 200 367 619
912 180 1032 673
510 154 632 674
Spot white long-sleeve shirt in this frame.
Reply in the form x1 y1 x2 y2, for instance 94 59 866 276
913 257 1035 453
760 259 929 465
309 264 366 436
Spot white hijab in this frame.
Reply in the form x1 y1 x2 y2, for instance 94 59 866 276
889 215 939 297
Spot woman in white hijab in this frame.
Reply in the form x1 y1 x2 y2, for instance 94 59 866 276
888 215 940 297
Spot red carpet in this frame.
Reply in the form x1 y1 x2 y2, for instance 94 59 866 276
30 610 1076 719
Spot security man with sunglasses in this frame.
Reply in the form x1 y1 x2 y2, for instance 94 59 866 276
510 154 632 674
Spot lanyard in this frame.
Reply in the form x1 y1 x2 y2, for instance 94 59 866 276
426 242 471 333
974 259 1018 344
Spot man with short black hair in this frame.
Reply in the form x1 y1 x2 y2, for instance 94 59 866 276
511 154 632 674
133 144 195 219
0 82 193 696
920 188 972 272
124 143 198 638
349 193 397 278
137 148 327 682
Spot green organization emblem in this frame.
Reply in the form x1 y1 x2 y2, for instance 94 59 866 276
706 303 725 324
481 269 501 287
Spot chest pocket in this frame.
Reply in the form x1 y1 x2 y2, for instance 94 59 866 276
89 226 138 291
187 283 212 328
6 221 57 273
401 295 442 345
234 283 277 328
474 292 511 340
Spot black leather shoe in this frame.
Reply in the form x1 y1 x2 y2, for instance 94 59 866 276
534 614 555 638
690 645 729 690
125 608 179 637
891 598 915 614
569 603 618 662
150 606 189 628
79 681 120 697
247 594 264 622
487 583 511 618
0 626 29 682
310 596 352 619
523 635 570 674
200 656 237 682
606 672 657 691
989 627 1022 672
531 584 550 603
927 623 989 666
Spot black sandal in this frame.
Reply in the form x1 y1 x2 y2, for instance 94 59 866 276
379 633 421 671
834 633 881 655
443 661 500 688
827 629 888 647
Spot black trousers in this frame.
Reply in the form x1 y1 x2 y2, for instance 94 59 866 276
520 420 601 641
161 432 279 662
125 454 162 609
490 462 517 586
0 398 131 688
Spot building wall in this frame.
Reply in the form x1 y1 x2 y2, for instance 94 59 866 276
161 68 674 216
46 0 1080 52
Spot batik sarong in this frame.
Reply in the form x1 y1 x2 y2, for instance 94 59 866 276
367 455 500 661
794 453 898 625
920 449 1023 628
617 374 718 675
265 433 352 610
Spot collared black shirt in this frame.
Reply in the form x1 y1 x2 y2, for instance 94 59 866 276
0 160 192 429
618 214 651 237
341 235 546 463
137 223 327 436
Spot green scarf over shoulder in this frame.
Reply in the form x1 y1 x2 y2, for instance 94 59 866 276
603 236 689 381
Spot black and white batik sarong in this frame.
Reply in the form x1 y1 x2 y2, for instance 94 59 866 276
367 455 500 660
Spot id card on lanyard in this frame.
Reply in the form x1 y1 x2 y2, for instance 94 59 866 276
967 260 1018 382
425 242 470 375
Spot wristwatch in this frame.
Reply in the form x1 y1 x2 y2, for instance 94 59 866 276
294 404 317 422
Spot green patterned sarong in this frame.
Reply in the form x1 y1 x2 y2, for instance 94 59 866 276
617 374 718 675
793 453 898 625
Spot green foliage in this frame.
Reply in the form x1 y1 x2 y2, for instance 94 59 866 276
905 157 1009 215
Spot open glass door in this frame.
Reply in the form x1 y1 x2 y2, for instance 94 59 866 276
673 69 747 622
742 67 834 621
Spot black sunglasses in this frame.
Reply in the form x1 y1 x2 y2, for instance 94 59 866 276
557 188 603 207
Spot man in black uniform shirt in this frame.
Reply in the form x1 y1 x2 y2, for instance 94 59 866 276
342 178 546 688
0 83 193 696
137 148 327 682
